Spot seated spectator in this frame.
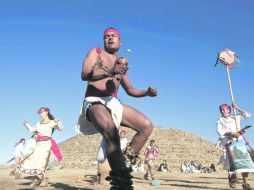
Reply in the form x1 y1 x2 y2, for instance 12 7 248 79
190 161 198 168
132 159 145 173
197 163 203 170
210 163 216 172
198 163 213 173
158 160 169 172
181 161 191 173
189 161 198 172
200 167 212 173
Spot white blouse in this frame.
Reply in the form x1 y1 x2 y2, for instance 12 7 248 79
25 120 63 137
216 111 251 146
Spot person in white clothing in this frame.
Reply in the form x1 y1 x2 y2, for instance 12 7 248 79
9 138 25 177
91 129 129 185
17 107 63 187
119 129 128 152
216 103 254 190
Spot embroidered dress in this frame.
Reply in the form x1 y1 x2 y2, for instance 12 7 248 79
17 120 63 177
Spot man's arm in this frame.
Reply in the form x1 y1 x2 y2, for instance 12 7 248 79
217 120 241 138
121 74 157 97
81 48 113 81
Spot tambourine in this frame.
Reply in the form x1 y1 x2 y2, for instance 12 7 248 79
215 49 238 68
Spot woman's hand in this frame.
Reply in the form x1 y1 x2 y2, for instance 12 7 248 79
23 120 28 125
54 119 60 125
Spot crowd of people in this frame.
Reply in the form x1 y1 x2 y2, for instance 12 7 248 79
8 27 254 190
181 161 216 173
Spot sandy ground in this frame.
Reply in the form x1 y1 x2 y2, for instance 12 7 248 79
1 167 254 190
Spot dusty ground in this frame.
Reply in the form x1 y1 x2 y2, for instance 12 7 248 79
1 167 254 190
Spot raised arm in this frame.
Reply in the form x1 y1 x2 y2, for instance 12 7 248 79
232 103 251 118
53 119 63 131
81 48 113 81
121 74 157 97
23 120 36 133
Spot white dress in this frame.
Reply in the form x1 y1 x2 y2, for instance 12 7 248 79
17 120 63 177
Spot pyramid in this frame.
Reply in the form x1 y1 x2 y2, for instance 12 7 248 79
58 126 221 171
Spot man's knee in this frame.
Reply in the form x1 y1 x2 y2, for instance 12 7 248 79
141 119 153 135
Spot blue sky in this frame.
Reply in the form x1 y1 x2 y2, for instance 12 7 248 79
1 0 254 164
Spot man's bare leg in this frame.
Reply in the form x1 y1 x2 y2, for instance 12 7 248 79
121 104 153 153
88 104 126 169
88 104 133 189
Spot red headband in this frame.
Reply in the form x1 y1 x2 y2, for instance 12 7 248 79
219 104 230 110
38 108 49 113
104 28 121 39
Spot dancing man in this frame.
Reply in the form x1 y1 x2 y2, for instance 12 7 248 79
77 27 157 189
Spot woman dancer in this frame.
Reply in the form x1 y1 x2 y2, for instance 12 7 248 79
16 107 63 186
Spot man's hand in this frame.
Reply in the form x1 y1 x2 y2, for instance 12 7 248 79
146 86 157 97
230 132 241 138
232 102 237 109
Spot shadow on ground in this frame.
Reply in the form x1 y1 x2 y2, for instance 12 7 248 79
50 183 93 190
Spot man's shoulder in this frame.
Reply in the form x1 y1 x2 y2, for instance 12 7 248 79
86 47 108 59
87 48 97 54
88 47 104 53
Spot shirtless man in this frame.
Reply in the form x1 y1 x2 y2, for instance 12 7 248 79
80 27 157 189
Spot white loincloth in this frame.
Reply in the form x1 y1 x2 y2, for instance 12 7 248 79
76 96 123 135
76 96 123 162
